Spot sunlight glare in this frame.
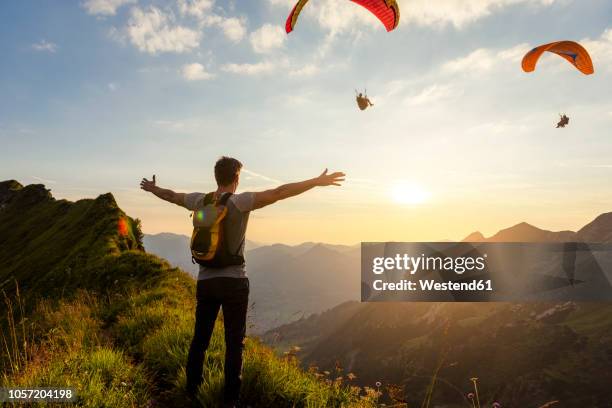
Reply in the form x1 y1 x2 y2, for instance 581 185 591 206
391 182 430 205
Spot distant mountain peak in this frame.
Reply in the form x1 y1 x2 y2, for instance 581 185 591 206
577 212 612 243
463 231 485 242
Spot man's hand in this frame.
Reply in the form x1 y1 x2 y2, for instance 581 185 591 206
315 169 345 187
140 175 185 206
140 175 156 192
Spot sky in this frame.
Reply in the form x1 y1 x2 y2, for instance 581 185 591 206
1 0 612 245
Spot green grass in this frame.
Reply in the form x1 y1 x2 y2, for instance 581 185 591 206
2 253 378 407
0 181 377 407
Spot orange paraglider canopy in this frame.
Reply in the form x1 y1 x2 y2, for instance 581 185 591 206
286 0 400 34
522 41 594 75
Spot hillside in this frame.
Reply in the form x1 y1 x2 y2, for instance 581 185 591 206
266 215 612 408
0 181 375 408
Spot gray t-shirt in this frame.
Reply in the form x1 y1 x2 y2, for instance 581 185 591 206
183 192 255 280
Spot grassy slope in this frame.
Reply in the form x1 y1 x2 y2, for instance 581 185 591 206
0 181 376 407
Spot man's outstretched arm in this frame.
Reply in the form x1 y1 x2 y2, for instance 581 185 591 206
140 175 186 206
252 169 345 210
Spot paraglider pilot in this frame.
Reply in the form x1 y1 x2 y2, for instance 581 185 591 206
356 91 374 111
557 114 570 128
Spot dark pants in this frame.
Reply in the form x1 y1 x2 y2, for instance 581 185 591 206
186 277 249 402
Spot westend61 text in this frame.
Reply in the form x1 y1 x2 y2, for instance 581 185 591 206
372 279 494 292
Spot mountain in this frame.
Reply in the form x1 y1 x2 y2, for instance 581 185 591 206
576 212 612 242
265 213 612 408
144 233 361 332
0 181 370 408
247 243 360 332
143 232 197 275
463 222 576 242
0 180 143 295
143 233 262 276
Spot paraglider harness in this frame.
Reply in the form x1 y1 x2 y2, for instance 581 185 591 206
190 192 245 268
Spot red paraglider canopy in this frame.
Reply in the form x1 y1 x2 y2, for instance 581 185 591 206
286 0 400 34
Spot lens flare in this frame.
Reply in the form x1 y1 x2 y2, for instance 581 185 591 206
118 218 129 236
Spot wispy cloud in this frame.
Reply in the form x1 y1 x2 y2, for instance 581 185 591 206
250 24 286 54
32 39 58 53
30 176 57 184
177 0 247 43
153 119 187 131
177 0 214 19
442 43 528 74
403 0 558 29
241 168 283 184
289 64 320 77
82 0 136 16
405 84 458 106
124 6 201 54
221 60 278 75
181 63 215 80
582 28 612 72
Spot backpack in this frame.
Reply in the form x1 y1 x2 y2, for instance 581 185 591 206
190 192 245 267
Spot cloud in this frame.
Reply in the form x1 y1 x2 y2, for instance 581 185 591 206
181 63 215 80
250 24 285 54
404 0 557 29
126 6 201 54
32 39 58 53
289 64 320 77
241 168 283 184
582 28 612 71
178 0 247 43
442 43 528 74
30 176 57 184
153 119 187 131
82 0 136 16
219 17 247 43
406 84 458 106
177 0 214 20
221 61 277 75
108 82 118 91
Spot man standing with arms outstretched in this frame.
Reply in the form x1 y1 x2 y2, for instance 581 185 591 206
140 157 345 407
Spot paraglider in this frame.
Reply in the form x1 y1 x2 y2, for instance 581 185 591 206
521 41 594 75
355 90 373 111
522 41 593 128
556 114 570 128
285 0 400 34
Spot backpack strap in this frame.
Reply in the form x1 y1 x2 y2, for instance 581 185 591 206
217 192 233 206
203 192 215 205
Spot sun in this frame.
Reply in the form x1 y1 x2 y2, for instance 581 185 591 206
391 182 430 205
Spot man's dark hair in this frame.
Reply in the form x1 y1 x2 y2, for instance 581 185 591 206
214 156 243 186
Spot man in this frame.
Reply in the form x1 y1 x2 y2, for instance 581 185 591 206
140 157 345 407
356 92 374 111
